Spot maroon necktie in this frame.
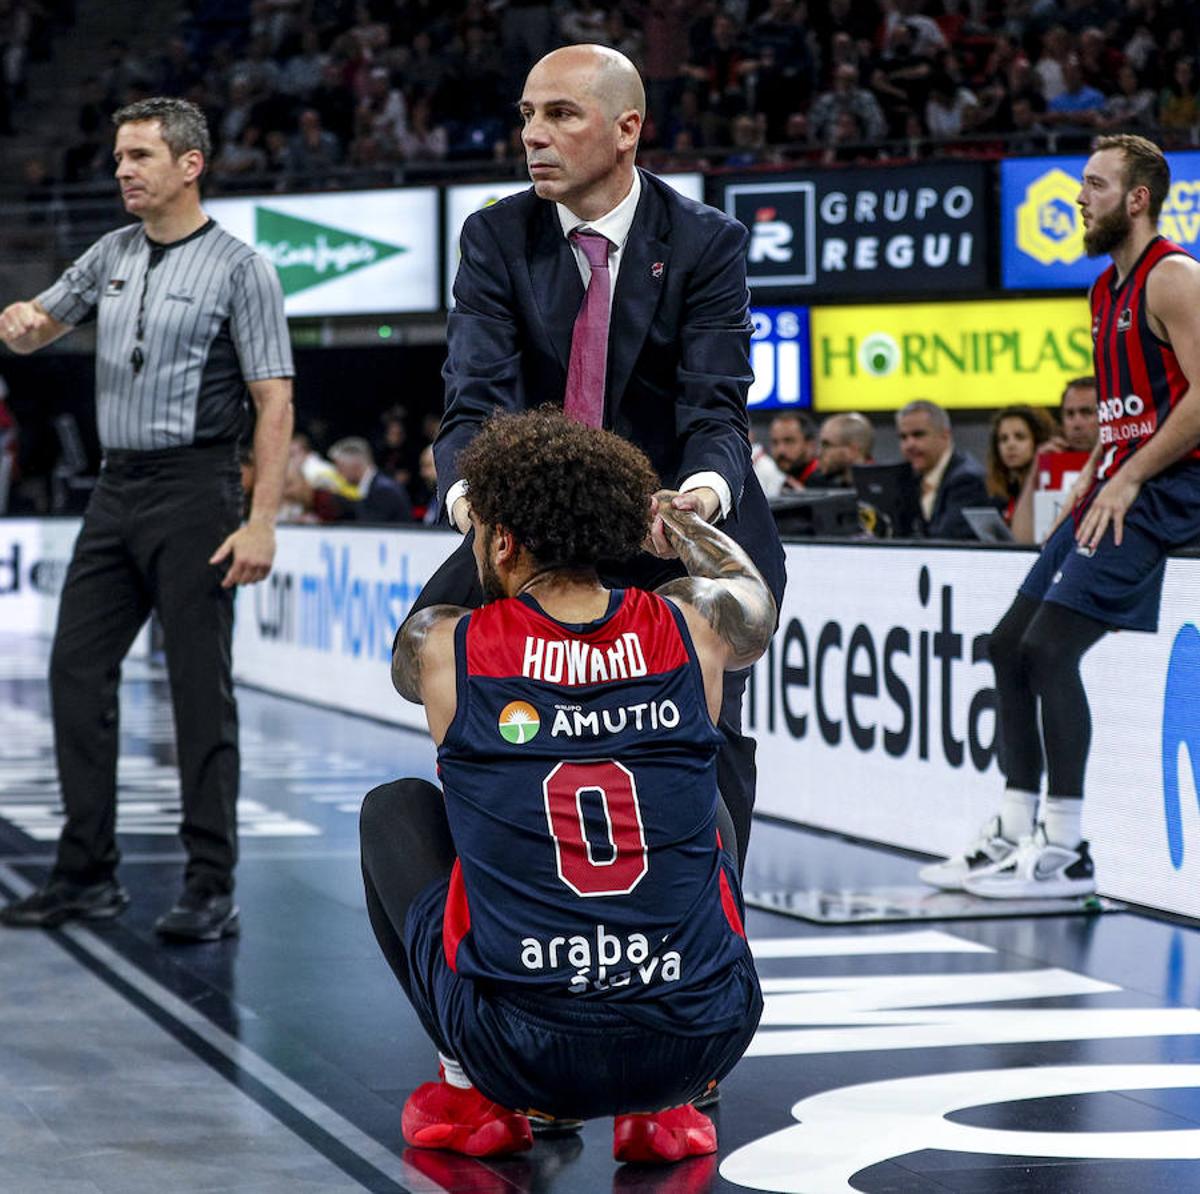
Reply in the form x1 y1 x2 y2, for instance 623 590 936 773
563 230 612 427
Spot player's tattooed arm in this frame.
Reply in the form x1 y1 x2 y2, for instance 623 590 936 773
654 494 776 668
391 605 467 703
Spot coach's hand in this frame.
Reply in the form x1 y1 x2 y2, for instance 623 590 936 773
646 486 720 558
1076 472 1140 551
211 521 276 588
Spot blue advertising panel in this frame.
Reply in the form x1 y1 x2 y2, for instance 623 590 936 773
1001 152 1200 290
747 307 811 410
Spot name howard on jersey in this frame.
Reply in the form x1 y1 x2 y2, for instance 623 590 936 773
549 699 681 738
519 922 683 995
522 632 648 685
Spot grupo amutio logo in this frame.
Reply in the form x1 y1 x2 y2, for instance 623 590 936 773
1016 168 1085 266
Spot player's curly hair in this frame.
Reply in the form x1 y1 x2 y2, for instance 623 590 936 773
458 408 659 568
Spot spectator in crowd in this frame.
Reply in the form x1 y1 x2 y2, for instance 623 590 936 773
374 408 414 488
212 124 268 183
985 404 1055 527
895 399 989 540
1046 55 1106 127
810 62 887 143
1097 64 1157 131
869 20 934 137
329 437 412 522
683 11 754 120
358 66 407 155
560 0 608 46
807 413 874 489
1007 94 1050 153
768 411 819 491
280 27 327 99
925 68 979 138
1058 376 1100 453
725 112 766 167
1034 25 1071 104
1159 56 1200 132
286 107 342 180
397 92 447 162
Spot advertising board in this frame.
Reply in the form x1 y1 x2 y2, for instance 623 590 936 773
1000 152 1200 289
810 296 1091 410
723 162 988 297
207 188 439 316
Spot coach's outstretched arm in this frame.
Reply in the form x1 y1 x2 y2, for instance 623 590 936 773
654 495 777 670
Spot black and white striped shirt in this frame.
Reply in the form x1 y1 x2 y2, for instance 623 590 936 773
38 219 294 451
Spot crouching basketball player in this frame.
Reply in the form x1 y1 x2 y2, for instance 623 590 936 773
360 409 775 1164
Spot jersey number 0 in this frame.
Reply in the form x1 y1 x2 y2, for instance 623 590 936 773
542 760 648 897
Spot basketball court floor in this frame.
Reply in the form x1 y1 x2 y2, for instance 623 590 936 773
3 630 1200 1194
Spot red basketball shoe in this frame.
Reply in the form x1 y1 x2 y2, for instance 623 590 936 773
612 1104 718 1163
402 1078 533 1157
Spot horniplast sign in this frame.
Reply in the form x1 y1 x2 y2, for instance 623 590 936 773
1000 152 1200 290
207 189 438 316
811 296 1091 411
722 161 988 298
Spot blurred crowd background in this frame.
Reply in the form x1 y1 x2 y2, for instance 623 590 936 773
0 0 1194 534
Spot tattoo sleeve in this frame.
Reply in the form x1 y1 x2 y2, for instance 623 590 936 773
391 605 466 703
654 500 777 667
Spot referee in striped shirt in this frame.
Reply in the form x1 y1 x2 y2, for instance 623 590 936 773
0 98 294 942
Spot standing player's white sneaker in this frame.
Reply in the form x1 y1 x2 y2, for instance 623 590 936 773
917 817 1019 891
963 825 1096 899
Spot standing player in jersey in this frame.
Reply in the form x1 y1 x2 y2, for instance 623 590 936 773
360 409 774 1164
922 134 1200 898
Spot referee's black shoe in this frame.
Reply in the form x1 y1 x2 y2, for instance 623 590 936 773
155 887 240 943
0 878 129 928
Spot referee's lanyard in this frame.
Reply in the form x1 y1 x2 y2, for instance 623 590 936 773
130 245 165 376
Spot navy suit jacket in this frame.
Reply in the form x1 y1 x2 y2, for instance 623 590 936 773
918 449 990 540
357 472 412 523
437 168 786 604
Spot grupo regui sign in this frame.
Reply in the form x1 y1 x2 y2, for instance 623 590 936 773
723 162 988 297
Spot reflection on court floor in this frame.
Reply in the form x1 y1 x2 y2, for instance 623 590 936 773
3 633 1200 1194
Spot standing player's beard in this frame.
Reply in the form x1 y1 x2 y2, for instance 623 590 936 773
1084 203 1132 258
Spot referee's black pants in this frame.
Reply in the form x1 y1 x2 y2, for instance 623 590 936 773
402 532 759 877
49 444 242 894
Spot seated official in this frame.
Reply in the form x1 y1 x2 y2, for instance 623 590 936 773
329 437 412 523
363 410 774 1166
805 412 874 488
895 398 989 539
767 410 819 492
1058 376 1100 453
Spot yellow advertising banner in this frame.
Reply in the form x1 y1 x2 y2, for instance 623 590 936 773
811 297 1092 411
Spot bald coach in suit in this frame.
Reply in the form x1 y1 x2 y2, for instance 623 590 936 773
413 44 785 871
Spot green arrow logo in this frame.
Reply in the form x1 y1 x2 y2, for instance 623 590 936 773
254 207 406 297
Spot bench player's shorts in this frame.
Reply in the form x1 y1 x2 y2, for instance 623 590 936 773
401 877 763 1120
1019 462 1200 633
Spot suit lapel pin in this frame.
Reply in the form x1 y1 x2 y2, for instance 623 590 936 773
651 261 664 279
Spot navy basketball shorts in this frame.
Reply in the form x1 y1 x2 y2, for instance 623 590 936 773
402 878 763 1120
1019 462 1200 633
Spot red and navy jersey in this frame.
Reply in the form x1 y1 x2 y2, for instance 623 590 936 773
435 588 754 1033
1090 236 1197 481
